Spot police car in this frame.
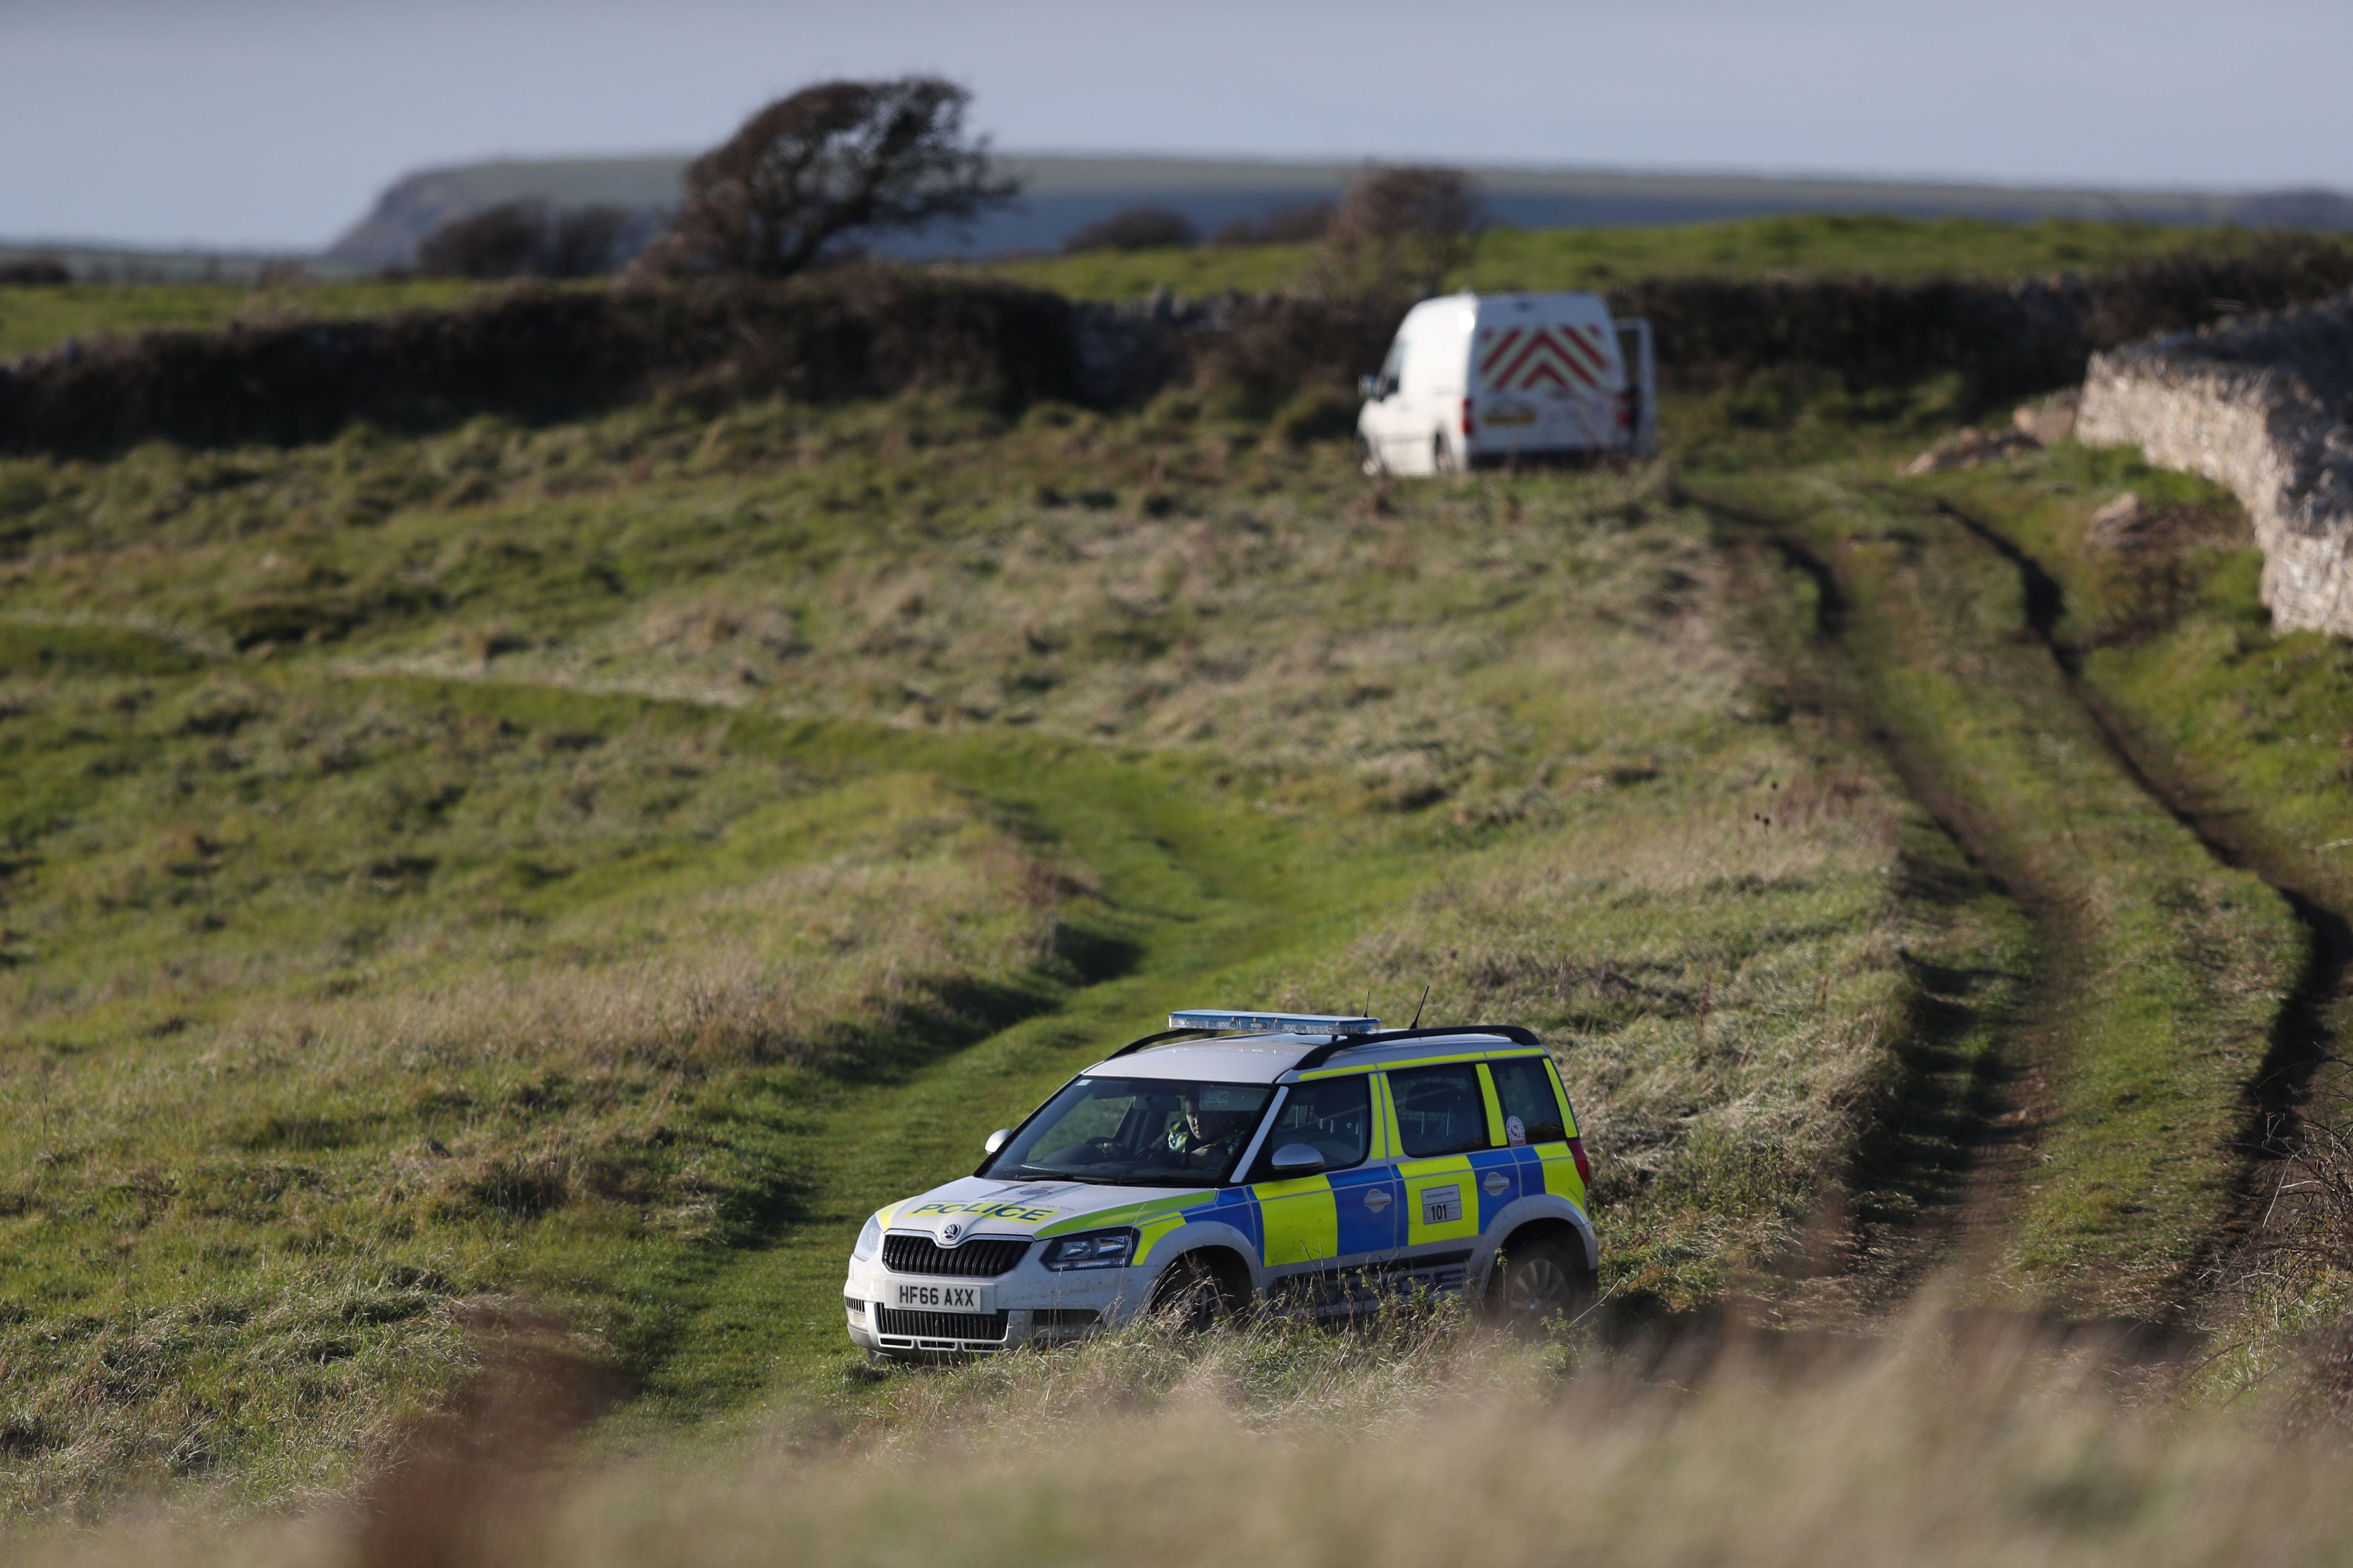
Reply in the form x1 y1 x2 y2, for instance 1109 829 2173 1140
843 1009 1597 1358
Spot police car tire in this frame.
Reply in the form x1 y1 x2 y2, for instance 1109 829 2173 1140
1433 433 1458 477
1485 1236 1594 1325
1150 1253 1238 1332
1357 434 1388 478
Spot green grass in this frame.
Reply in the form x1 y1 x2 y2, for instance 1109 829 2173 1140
1690 450 2301 1315
1915 443 2353 1369
0 279 514 363
0 215 2283 368
997 214 2292 300
0 387 2022 1508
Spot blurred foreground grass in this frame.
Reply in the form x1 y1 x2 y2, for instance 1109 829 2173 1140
26 1304 2353 1568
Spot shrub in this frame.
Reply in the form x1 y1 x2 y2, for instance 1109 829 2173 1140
418 202 549 279
1308 165 1483 303
417 202 638 280
0 255 71 286
1211 202 1335 247
1061 205 1199 255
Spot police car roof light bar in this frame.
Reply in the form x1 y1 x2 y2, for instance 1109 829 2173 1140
1166 1009 1382 1037
1288 1023 1542 1075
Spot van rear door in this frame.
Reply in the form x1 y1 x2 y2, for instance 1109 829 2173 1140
1472 297 1624 458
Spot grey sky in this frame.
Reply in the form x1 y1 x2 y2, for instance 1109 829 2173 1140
5 0 2344 249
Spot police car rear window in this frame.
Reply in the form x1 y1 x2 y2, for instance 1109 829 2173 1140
1390 1065 1488 1158
1488 1056 1566 1145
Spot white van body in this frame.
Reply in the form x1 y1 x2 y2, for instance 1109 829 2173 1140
1357 292 1656 476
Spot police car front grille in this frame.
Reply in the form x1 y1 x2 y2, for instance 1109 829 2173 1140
882 1234 1029 1278
875 1307 1010 1341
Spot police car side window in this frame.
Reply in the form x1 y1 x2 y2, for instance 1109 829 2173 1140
1253 1076 1370 1179
1488 1057 1566 1145
1390 1065 1489 1158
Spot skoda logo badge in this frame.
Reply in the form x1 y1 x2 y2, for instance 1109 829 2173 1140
941 1222 961 1243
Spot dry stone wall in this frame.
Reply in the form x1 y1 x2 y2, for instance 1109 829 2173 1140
2079 292 2353 636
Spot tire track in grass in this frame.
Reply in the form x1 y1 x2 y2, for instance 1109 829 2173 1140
1923 494 2350 1279
1689 475 2301 1319
1706 495 2048 1302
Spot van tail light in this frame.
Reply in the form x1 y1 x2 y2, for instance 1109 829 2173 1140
1568 1137 1593 1191
1462 397 1475 437
1616 393 1632 429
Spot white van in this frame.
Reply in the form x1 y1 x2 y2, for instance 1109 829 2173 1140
1357 292 1656 476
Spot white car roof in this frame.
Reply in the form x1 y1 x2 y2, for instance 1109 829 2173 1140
1085 1029 1538 1085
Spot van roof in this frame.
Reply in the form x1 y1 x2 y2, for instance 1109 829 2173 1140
1409 290 1611 312
1086 1028 1545 1085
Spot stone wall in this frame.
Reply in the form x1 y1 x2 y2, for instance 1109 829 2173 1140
2078 292 2353 635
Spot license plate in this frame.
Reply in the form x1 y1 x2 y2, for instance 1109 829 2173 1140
1484 407 1538 427
891 1279 993 1311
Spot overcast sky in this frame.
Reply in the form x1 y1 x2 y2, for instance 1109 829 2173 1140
5 0 2346 249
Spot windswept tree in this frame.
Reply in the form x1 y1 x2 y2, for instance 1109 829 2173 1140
1309 164 1484 302
641 77 1016 280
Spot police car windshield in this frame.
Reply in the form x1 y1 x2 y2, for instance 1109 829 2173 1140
983 1075 1274 1186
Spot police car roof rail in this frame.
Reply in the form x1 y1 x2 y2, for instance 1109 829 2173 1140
1287 1024 1542 1075
1105 1026 1218 1060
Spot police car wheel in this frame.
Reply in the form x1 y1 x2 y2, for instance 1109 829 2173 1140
1357 434 1388 478
1432 434 1458 476
1150 1255 1237 1332
1487 1237 1593 1325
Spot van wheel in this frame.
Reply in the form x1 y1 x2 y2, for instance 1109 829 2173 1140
1432 433 1459 477
1357 434 1388 478
1151 1253 1239 1332
1485 1235 1595 1329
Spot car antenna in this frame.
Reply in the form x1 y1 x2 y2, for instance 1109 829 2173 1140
1409 983 1429 1029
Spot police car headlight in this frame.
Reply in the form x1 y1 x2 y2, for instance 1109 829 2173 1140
852 1214 882 1262
1039 1227 1138 1270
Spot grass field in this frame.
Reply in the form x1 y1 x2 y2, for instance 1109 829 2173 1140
0 215 2303 369
0 387 2035 1509
7 258 2353 1547
996 214 2293 300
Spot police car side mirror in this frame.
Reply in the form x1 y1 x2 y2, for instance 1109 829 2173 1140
984 1128 1012 1155
1358 374 1381 402
1269 1143 1326 1178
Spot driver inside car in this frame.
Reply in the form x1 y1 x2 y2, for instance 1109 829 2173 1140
1168 1091 1257 1171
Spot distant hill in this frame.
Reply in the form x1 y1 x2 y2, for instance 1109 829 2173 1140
323 152 2353 270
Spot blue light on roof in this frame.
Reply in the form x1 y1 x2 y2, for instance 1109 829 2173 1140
1170 1009 1382 1036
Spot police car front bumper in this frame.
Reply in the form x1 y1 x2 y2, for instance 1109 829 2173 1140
844 1241 1143 1357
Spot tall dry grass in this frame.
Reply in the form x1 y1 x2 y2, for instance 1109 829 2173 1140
24 1301 2353 1568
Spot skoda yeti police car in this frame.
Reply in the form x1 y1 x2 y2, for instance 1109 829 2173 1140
843 1009 1597 1358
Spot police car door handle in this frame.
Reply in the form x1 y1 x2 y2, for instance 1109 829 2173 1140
1363 1189 1392 1212
1481 1171 1512 1195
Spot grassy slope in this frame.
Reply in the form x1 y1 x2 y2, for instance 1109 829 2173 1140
998 214 2282 300
0 391 2017 1508
1687 414 2301 1315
